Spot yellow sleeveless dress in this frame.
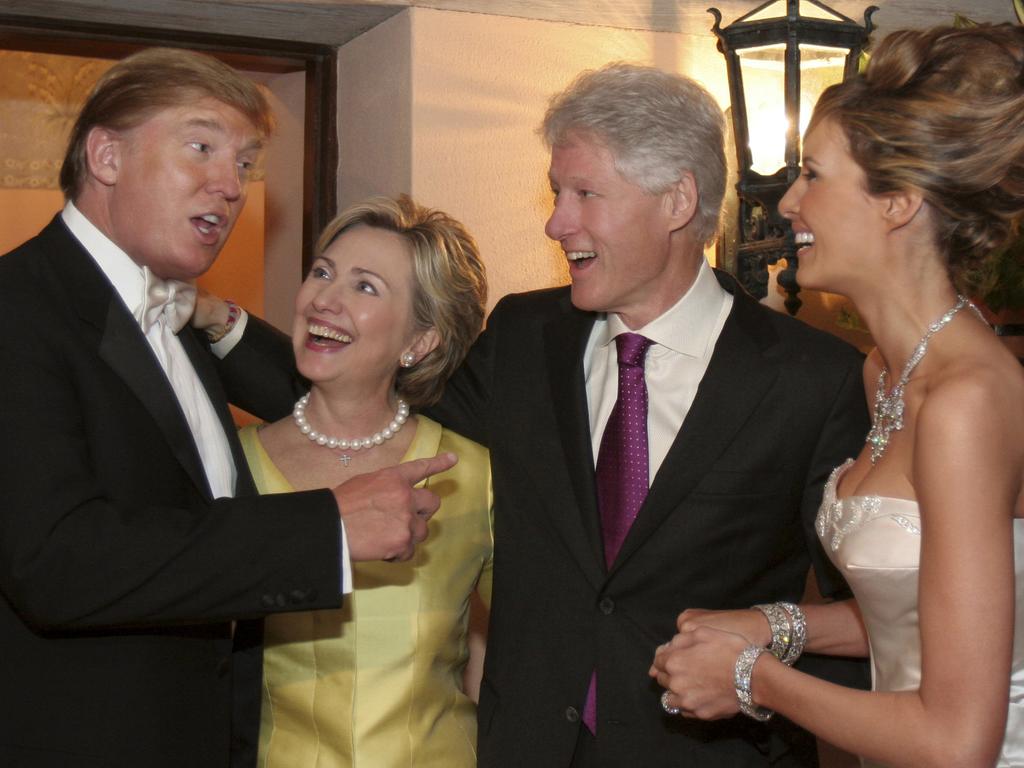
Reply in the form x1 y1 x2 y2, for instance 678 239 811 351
239 417 493 768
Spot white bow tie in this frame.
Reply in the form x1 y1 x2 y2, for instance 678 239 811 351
139 268 197 334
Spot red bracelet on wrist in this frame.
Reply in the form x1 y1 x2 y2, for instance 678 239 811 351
207 299 241 343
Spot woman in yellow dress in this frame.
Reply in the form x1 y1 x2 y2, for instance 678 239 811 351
239 195 492 767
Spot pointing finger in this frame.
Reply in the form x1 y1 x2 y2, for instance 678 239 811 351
396 452 458 487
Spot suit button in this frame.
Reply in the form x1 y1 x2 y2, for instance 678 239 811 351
289 589 306 604
261 594 276 608
599 597 615 615
565 707 580 723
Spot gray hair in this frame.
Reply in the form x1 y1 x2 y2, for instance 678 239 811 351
541 62 727 244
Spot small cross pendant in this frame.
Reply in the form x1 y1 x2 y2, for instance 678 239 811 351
338 454 352 466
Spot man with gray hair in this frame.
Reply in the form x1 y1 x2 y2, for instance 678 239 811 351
430 62 869 766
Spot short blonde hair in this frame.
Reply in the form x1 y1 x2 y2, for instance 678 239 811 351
315 196 487 408
61 47 273 200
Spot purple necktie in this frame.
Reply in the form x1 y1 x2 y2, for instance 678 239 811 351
582 332 653 733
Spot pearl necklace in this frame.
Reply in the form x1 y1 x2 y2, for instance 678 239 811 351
293 393 409 465
866 295 976 464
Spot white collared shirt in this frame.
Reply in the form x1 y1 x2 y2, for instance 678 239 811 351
62 202 238 499
584 259 733 483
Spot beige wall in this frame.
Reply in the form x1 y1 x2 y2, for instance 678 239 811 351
256 69 307 330
338 8 731 312
338 11 412 209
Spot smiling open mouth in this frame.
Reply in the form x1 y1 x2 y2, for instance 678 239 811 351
193 213 223 234
308 323 353 344
567 251 596 262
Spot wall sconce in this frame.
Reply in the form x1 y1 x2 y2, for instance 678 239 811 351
709 0 876 314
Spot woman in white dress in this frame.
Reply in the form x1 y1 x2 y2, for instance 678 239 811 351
650 23 1024 768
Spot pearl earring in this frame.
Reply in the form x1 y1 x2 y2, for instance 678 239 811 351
400 352 416 368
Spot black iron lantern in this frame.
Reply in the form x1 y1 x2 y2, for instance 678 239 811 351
709 0 876 314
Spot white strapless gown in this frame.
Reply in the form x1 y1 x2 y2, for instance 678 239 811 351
816 460 1024 767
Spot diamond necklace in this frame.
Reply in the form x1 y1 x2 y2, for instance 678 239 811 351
293 392 409 466
866 295 976 464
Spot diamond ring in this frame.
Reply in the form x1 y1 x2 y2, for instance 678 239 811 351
660 690 681 716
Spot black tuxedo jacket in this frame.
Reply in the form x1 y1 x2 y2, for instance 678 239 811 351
428 276 870 767
0 217 341 767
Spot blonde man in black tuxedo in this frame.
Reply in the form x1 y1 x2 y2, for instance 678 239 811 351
0 48 451 767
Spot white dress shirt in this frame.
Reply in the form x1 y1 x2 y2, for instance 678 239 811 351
584 259 733 483
62 202 238 499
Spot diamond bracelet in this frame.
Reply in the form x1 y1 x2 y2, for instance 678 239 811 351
753 602 791 662
777 601 807 665
734 645 773 721
753 601 806 666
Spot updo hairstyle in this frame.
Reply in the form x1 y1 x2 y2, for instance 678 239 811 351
809 23 1024 277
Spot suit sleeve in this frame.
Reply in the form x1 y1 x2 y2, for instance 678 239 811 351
425 295 511 447
214 314 307 422
0 291 341 633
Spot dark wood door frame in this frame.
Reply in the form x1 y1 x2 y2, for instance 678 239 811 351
0 12 337 274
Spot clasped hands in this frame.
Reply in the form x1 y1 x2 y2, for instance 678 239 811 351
333 452 458 562
649 608 771 720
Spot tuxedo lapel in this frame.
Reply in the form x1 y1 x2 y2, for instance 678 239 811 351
541 299 606 583
52 218 214 499
98 296 215 499
610 282 782 573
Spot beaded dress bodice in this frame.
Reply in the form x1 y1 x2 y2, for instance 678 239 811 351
816 460 1024 767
